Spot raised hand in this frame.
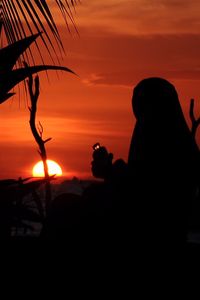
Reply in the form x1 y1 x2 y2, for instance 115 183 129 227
91 143 113 180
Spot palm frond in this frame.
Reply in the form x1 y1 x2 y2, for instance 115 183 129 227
0 32 41 72
0 0 81 64
0 33 76 104
0 64 76 104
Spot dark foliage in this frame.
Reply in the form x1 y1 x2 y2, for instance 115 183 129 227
0 1 80 64
0 33 75 103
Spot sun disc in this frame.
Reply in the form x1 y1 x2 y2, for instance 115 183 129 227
32 159 62 177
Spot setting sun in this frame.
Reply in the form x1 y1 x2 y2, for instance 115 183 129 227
32 160 63 177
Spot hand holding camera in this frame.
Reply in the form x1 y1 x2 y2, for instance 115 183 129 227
91 142 113 179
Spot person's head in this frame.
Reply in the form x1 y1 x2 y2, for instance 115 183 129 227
128 77 199 166
132 77 183 127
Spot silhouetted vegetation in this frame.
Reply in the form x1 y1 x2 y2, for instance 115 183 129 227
27 72 53 214
0 176 54 238
0 3 78 239
190 98 200 138
0 1 79 65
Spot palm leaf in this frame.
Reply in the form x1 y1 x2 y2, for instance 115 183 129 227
0 33 76 103
0 0 80 64
0 64 76 104
0 32 41 72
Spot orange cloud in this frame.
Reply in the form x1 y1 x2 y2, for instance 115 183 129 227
69 0 200 35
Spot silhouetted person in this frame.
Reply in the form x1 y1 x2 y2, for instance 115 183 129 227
91 77 199 251
126 78 199 247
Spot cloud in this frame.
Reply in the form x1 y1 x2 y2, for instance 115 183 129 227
71 0 200 35
85 69 200 88
64 29 200 86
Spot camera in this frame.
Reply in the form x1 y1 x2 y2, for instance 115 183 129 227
92 142 109 160
93 142 100 151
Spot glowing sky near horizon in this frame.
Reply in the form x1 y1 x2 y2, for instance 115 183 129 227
0 0 200 179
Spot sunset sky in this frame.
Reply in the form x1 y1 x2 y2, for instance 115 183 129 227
0 0 200 179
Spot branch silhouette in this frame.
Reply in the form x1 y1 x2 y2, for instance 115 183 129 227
189 98 200 138
27 72 52 214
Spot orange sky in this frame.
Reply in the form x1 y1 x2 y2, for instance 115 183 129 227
0 0 200 179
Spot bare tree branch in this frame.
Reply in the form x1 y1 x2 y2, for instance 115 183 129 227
27 72 52 213
189 98 200 139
